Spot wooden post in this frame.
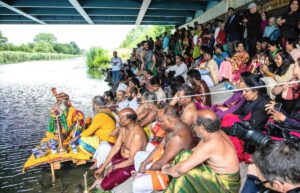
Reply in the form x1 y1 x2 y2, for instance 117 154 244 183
50 163 56 183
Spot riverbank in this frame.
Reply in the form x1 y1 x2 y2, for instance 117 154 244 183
0 51 81 64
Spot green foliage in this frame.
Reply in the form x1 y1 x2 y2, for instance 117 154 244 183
0 51 78 64
0 31 8 46
120 25 174 49
34 33 57 44
0 31 81 60
87 69 104 79
33 42 55 53
86 47 110 69
54 42 81 55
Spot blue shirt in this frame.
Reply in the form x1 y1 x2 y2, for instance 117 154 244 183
214 52 229 66
263 25 277 38
163 36 169 49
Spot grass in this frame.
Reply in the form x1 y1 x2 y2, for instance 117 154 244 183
0 51 80 64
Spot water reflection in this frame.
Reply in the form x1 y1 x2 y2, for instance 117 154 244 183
0 58 109 193
87 69 105 79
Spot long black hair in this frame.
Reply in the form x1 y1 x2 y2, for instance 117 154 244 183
240 72 267 96
275 51 294 76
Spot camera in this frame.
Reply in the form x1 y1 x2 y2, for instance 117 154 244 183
227 121 300 153
231 122 271 149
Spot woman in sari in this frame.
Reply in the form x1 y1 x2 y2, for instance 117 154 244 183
219 42 249 82
221 72 270 162
260 50 295 99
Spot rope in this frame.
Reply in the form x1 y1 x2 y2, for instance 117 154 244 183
103 80 300 108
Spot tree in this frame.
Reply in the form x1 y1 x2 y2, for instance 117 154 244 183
119 25 174 49
70 41 81 55
0 31 8 46
86 47 110 69
34 33 57 44
33 42 55 53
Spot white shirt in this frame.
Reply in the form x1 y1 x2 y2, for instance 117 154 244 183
117 82 127 92
128 98 139 111
166 63 188 81
110 57 122 71
117 99 129 112
155 87 167 102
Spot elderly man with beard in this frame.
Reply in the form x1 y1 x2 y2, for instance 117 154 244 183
46 88 84 140
162 110 240 193
90 108 148 191
70 96 117 157
169 85 198 126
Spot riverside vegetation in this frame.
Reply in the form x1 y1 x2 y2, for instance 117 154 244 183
0 31 81 64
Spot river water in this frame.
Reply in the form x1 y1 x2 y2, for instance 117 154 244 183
0 58 110 193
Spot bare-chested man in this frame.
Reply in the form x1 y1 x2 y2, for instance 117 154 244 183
162 110 240 193
136 91 159 128
132 105 196 193
169 85 198 126
90 108 148 191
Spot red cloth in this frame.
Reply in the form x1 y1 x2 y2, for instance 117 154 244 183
216 30 227 45
221 113 252 163
101 151 135 190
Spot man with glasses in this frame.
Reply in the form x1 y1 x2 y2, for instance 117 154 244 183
241 141 300 193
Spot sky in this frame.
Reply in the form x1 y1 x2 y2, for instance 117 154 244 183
0 25 134 51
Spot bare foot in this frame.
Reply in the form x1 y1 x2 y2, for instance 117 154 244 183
89 162 98 170
88 178 103 191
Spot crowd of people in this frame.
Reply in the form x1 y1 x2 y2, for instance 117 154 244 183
49 1 300 193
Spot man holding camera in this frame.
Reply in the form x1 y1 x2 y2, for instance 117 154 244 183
241 141 300 193
110 51 122 91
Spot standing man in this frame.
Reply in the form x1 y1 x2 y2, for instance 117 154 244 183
162 32 169 54
111 51 122 91
140 42 156 74
225 7 242 56
243 3 261 57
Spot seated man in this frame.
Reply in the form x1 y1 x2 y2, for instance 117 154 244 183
136 91 159 128
147 76 167 104
187 69 212 108
162 110 240 193
90 108 148 191
241 141 300 193
126 87 139 111
132 105 196 193
70 96 116 156
116 90 129 112
169 85 198 126
46 88 84 140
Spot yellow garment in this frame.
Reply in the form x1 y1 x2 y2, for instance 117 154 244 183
66 106 84 128
80 112 116 144
23 146 90 172
78 136 100 156
67 106 76 128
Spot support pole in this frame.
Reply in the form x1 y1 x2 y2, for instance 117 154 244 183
50 163 56 183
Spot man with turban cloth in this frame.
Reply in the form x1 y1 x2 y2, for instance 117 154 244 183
45 88 85 142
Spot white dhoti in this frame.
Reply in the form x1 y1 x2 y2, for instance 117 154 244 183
93 141 112 168
132 173 154 193
134 143 156 171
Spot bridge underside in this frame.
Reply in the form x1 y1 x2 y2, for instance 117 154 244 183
0 0 220 25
